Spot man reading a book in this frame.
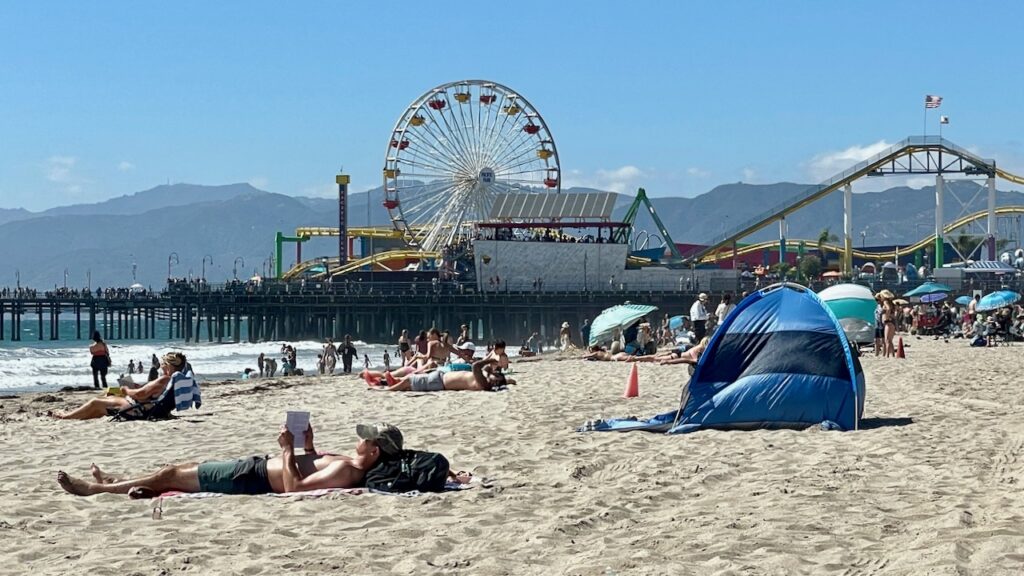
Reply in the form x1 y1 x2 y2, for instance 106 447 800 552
57 423 402 498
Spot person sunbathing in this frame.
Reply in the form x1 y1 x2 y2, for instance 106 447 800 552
581 346 633 362
657 338 709 365
371 358 512 392
57 423 402 498
51 352 187 420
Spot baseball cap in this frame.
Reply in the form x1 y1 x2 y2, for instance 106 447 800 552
698 293 708 301
356 423 403 456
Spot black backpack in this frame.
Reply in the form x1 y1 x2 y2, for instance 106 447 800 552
364 450 449 493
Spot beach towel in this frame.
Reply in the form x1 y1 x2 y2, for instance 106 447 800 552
173 370 202 411
159 478 479 500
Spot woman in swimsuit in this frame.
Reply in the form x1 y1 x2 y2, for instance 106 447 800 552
397 330 413 365
88 331 111 389
879 290 897 358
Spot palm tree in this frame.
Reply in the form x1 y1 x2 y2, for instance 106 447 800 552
817 227 839 268
951 232 981 262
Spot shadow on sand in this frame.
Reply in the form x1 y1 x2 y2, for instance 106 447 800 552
858 416 914 430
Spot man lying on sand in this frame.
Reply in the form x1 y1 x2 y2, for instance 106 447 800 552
371 358 513 392
654 338 709 365
58 423 406 498
51 352 187 420
581 346 634 362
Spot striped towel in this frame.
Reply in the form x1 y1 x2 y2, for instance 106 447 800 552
172 370 202 411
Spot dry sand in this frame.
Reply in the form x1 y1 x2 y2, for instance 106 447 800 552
1 338 1023 575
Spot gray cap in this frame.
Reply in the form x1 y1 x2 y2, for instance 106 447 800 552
356 423 403 456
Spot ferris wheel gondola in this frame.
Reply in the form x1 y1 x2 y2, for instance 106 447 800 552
383 80 561 252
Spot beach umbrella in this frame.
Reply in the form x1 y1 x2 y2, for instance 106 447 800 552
903 282 952 298
976 290 1021 312
919 292 947 303
955 295 973 306
818 283 876 345
129 283 145 292
589 303 658 346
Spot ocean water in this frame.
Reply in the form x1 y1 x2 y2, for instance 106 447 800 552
0 319 395 394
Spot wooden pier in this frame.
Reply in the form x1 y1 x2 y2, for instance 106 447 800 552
0 285 702 345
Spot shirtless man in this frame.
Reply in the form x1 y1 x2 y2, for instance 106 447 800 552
372 358 513 392
56 422 403 498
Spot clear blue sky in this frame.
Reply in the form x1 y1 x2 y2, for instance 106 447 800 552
2 1 1022 210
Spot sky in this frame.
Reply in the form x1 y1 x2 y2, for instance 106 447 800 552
2 1 1023 211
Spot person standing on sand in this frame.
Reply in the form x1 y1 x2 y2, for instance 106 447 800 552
580 319 591 348
88 331 111 389
257 353 265 377
341 335 358 374
323 339 338 375
690 293 709 342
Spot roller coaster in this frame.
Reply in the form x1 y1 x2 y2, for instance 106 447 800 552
698 205 1024 263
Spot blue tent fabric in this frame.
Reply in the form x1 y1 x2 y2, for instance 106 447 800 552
582 283 865 434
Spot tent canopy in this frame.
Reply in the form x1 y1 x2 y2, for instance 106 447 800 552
584 284 865 434
818 283 875 345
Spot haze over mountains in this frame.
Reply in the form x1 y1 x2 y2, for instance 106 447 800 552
2 179 1021 289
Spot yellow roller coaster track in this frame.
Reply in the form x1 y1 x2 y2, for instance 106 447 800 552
699 205 1024 263
281 249 440 280
294 226 415 240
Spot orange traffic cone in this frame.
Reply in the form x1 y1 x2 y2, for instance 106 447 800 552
623 363 639 398
897 337 906 359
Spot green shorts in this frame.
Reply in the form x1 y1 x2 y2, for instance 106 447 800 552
197 455 273 495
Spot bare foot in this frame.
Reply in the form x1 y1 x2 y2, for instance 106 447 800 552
47 410 66 420
57 471 95 496
90 463 119 484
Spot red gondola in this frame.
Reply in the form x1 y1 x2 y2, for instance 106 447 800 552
390 138 410 150
523 124 540 135
544 178 558 188
479 94 496 105
428 99 446 110
383 199 400 210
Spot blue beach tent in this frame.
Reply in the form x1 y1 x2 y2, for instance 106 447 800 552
583 283 866 434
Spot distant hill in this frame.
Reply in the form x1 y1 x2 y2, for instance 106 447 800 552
2 179 1023 289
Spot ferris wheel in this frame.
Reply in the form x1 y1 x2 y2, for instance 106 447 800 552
383 80 561 252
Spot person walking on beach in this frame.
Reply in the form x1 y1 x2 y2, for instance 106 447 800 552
398 329 412 365
580 319 591 348
341 335 358 374
257 353 265 377
88 331 111 389
323 339 338 375
690 293 710 342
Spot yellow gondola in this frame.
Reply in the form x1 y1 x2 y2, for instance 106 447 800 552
536 149 553 160
454 92 470 103
383 168 401 179
503 105 521 115
409 115 426 126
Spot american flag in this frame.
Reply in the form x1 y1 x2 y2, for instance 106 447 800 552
925 95 942 108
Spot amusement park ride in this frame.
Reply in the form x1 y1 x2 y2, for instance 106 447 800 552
278 79 1024 285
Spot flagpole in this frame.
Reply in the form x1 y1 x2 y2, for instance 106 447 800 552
923 104 927 137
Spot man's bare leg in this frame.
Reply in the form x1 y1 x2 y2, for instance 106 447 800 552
58 463 201 497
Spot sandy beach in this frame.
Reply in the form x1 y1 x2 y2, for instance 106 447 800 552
1 338 1022 575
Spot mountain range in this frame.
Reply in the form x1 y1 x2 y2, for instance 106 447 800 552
2 179 1022 289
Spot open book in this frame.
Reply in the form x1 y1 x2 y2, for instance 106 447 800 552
285 411 310 448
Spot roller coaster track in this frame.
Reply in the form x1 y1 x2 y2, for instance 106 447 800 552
282 249 440 280
699 205 1024 263
687 136 1024 265
294 226 414 240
